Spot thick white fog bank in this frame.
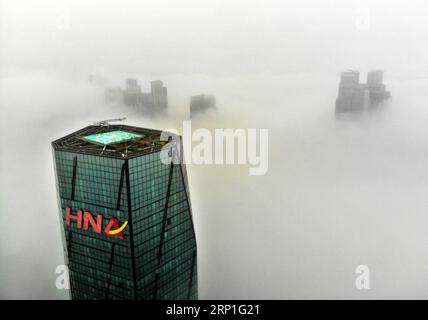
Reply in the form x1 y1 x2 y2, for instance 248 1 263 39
1 71 428 299
189 76 428 299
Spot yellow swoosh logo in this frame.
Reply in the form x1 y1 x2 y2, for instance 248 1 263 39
107 220 128 235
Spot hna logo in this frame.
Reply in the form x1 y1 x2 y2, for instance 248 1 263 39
65 207 128 240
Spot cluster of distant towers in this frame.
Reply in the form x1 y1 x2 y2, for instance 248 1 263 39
335 70 391 114
104 79 216 118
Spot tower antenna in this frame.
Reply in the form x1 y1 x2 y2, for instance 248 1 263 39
93 117 126 126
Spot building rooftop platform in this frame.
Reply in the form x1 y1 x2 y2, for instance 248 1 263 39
52 124 171 159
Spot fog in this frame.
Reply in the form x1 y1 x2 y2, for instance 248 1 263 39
1 0 428 299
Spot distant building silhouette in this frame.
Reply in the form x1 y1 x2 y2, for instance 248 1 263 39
190 94 216 117
366 70 391 103
123 78 143 107
108 78 168 113
335 70 390 114
335 70 366 113
151 80 168 110
340 69 360 86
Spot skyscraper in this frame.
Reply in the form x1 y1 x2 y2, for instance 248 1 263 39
339 70 360 86
123 78 143 107
52 124 197 300
335 70 366 113
335 70 391 114
366 70 391 103
367 70 383 87
151 80 168 110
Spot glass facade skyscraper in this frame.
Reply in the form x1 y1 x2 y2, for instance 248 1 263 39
52 124 197 300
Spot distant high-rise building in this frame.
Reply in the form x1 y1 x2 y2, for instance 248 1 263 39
126 79 141 92
123 78 143 107
335 71 366 113
52 124 198 300
190 95 216 117
108 79 168 112
339 70 360 86
366 70 391 103
151 80 168 110
367 70 383 87
335 70 390 114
